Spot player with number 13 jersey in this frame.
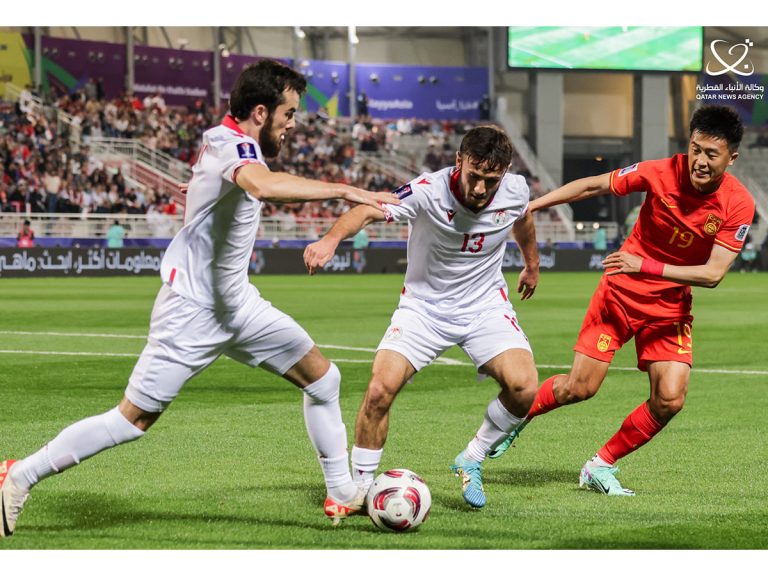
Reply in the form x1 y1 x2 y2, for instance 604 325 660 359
384 157 530 320
305 126 541 509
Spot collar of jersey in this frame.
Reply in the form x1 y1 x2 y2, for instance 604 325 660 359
222 115 245 135
449 167 497 213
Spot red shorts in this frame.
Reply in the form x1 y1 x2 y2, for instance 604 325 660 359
574 276 694 371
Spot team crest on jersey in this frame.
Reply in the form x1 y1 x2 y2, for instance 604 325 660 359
492 210 509 226
384 326 403 341
703 214 723 236
735 224 750 242
597 333 612 353
447 209 456 222
394 184 413 200
237 142 257 159
618 163 639 177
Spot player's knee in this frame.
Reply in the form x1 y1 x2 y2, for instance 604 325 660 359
649 394 685 422
363 377 398 417
559 373 600 403
506 372 538 404
302 362 341 404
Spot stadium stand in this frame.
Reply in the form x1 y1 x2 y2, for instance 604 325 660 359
2 73 615 247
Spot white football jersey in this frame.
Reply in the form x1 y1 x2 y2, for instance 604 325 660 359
161 116 265 310
383 166 530 320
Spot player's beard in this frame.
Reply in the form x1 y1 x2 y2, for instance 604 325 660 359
259 114 284 159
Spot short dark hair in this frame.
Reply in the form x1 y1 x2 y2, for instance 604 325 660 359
459 125 514 172
690 105 743 152
229 59 307 121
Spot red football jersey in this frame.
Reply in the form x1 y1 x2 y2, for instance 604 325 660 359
608 154 755 297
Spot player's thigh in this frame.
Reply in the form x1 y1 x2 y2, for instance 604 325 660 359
634 316 694 372
376 305 453 372
126 286 226 412
461 304 533 369
371 349 417 393
573 285 633 363
225 295 315 377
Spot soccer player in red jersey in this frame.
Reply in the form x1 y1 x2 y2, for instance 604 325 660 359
490 105 756 495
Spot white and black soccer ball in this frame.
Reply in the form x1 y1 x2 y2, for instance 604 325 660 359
366 468 431 532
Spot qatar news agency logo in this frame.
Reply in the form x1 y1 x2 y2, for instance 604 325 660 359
706 38 755 76
697 38 765 102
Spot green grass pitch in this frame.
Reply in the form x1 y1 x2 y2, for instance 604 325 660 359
0 273 766 551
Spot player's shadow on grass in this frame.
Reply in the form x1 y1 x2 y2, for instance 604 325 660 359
488 467 576 486
36 488 354 544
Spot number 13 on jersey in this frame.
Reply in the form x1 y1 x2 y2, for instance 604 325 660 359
461 233 485 253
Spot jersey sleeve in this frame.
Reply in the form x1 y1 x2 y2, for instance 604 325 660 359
714 189 756 253
382 180 426 223
609 159 665 197
212 135 266 184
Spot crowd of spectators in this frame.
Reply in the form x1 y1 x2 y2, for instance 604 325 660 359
2 84 540 230
0 86 186 218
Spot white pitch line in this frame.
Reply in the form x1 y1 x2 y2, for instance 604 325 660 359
0 349 139 358
0 330 145 340
0 349 765 376
1 331 766 376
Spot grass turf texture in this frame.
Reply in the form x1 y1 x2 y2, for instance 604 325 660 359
0 273 766 550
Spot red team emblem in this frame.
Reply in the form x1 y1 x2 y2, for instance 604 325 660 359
704 214 723 236
597 333 612 353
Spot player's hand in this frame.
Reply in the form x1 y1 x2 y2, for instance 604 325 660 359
304 237 338 276
602 251 642 275
343 187 400 213
178 183 189 195
517 266 539 300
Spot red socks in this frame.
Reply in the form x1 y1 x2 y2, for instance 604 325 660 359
528 375 561 419
597 402 665 465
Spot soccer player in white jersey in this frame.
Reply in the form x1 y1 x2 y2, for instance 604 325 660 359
304 126 540 508
0 59 399 538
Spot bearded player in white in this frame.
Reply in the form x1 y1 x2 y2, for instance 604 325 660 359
0 60 399 538
304 126 540 508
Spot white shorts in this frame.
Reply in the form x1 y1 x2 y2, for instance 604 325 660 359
125 284 314 412
377 298 533 372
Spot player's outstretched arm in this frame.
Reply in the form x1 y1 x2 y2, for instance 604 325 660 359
304 205 385 276
235 163 399 211
529 173 612 213
603 244 739 288
512 209 540 300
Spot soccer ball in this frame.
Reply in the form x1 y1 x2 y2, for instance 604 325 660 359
366 469 431 532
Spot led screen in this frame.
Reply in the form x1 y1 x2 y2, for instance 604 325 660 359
507 27 703 72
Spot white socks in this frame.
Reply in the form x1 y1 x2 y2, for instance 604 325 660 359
588 454 612 468
10 406 145 491
302 363 356 502
351 445 383 492
464 397 525 463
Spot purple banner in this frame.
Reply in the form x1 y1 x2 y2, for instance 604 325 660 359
16 35 491 121
355 64 489 120
133 45 211 107
23 34 126 100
